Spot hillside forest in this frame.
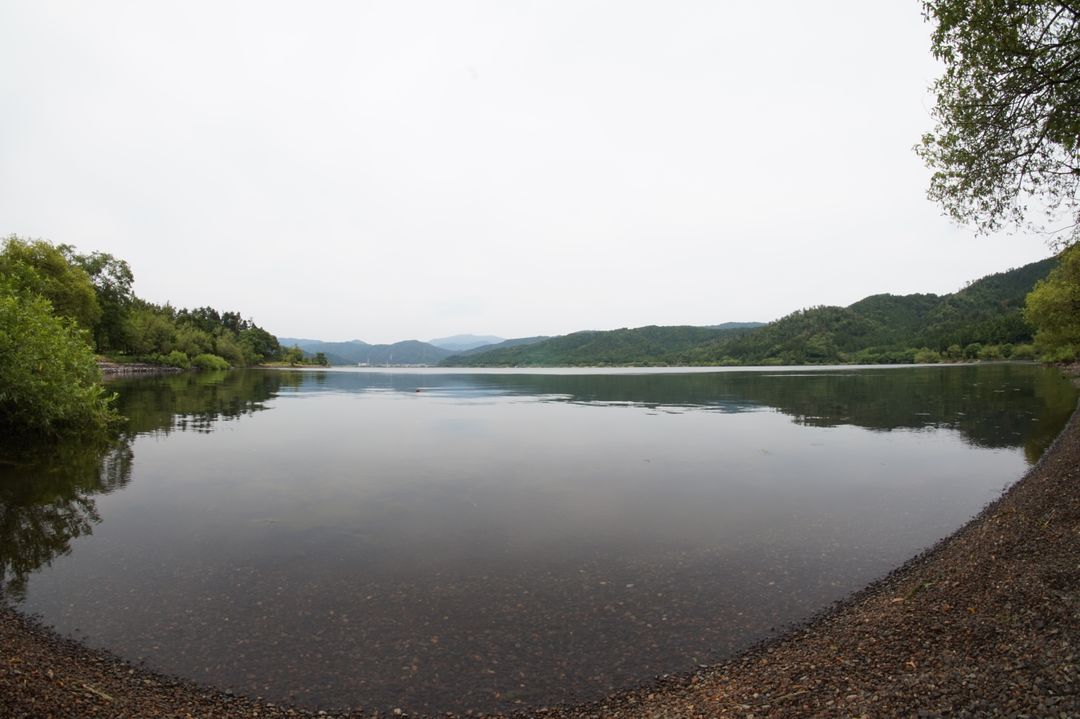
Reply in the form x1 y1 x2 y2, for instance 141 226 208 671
445 253 1078 367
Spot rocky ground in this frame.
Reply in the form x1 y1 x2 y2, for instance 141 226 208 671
3 391 1078 718
96 361 182 376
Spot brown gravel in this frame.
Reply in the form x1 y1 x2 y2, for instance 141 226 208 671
3 397 1079 718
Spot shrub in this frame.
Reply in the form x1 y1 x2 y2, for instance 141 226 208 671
213 333 247 366
191 353 230 371
163 350 190 368
913 348 942 364
1011 343 1037 360
0 285 118 437
1038 344 1079 363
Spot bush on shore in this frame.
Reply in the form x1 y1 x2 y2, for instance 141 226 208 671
0 284 118 438
191 353 230 371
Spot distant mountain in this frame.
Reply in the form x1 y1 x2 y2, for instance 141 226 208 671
446 336 550 358
703 322 767 331
442 257 1057 367
279 338 452 366
428 334 506 352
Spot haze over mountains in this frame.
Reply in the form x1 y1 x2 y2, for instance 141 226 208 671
280 256 1056 368
276 338 455 366
279 334 519 365
428 334 505 352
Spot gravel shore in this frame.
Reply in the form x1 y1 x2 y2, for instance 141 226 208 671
96 361 182 376
3 397 1078 718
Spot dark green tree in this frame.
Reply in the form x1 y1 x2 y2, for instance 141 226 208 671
1026 242 1080 359
918 1 1080 243
61 247 135 352
239 326 282 364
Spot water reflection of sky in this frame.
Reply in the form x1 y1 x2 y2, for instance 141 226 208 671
6 364 1077 715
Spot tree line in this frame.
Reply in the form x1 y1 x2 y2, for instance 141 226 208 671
0 235 302 438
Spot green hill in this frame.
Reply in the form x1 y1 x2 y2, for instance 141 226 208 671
450 336 550 357
446 257 1057 367
443 325 746 367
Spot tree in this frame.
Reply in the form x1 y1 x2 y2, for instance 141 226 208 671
283 345 304 366
918 1 1080 243
62 248 134 352
0 279 118 437
1026 242 1080 359
239 326 282 364
0 236 101 331
125 304 176 355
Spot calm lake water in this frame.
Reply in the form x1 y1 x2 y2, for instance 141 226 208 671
1 364 1076 714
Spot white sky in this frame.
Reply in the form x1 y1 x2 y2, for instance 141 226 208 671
0 1 1057 344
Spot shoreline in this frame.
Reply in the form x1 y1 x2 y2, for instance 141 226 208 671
96 361 183 376
3 392 1079 716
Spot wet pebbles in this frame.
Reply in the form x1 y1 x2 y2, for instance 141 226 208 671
3 401 1079 718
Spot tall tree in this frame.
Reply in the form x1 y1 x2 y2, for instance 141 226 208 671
61 247 135 351
1025 242 1080 359
918 1 1080 243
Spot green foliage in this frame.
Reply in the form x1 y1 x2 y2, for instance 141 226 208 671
0 236 101 330
62 247 134 352
914 348 942 364
124 303 280 366
0 282 118 437
448 326 729 367
1012 343 1038 360
0 235 286 439
125 304 176 356
191 353 231 371
451 258 1058 367
918 1 1080 242
1025 242 1080 361
213 332 247 367
163 350 191 368
239 326 283 364
174 324 214 357
283 345 305 366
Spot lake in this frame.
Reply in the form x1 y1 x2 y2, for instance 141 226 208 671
1 364 1075 714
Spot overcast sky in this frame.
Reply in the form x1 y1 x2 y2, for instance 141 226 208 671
0 1 1058 344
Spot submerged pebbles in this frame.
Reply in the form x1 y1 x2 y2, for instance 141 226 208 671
3 402 1079 718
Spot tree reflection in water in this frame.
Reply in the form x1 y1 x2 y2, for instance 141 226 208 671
0 439 132 599
0 369 291 598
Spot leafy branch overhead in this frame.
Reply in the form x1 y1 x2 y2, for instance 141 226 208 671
918 0 1080 242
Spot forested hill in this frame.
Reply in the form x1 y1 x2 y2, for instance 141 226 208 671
441 325 752 367
444 257 1057 367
